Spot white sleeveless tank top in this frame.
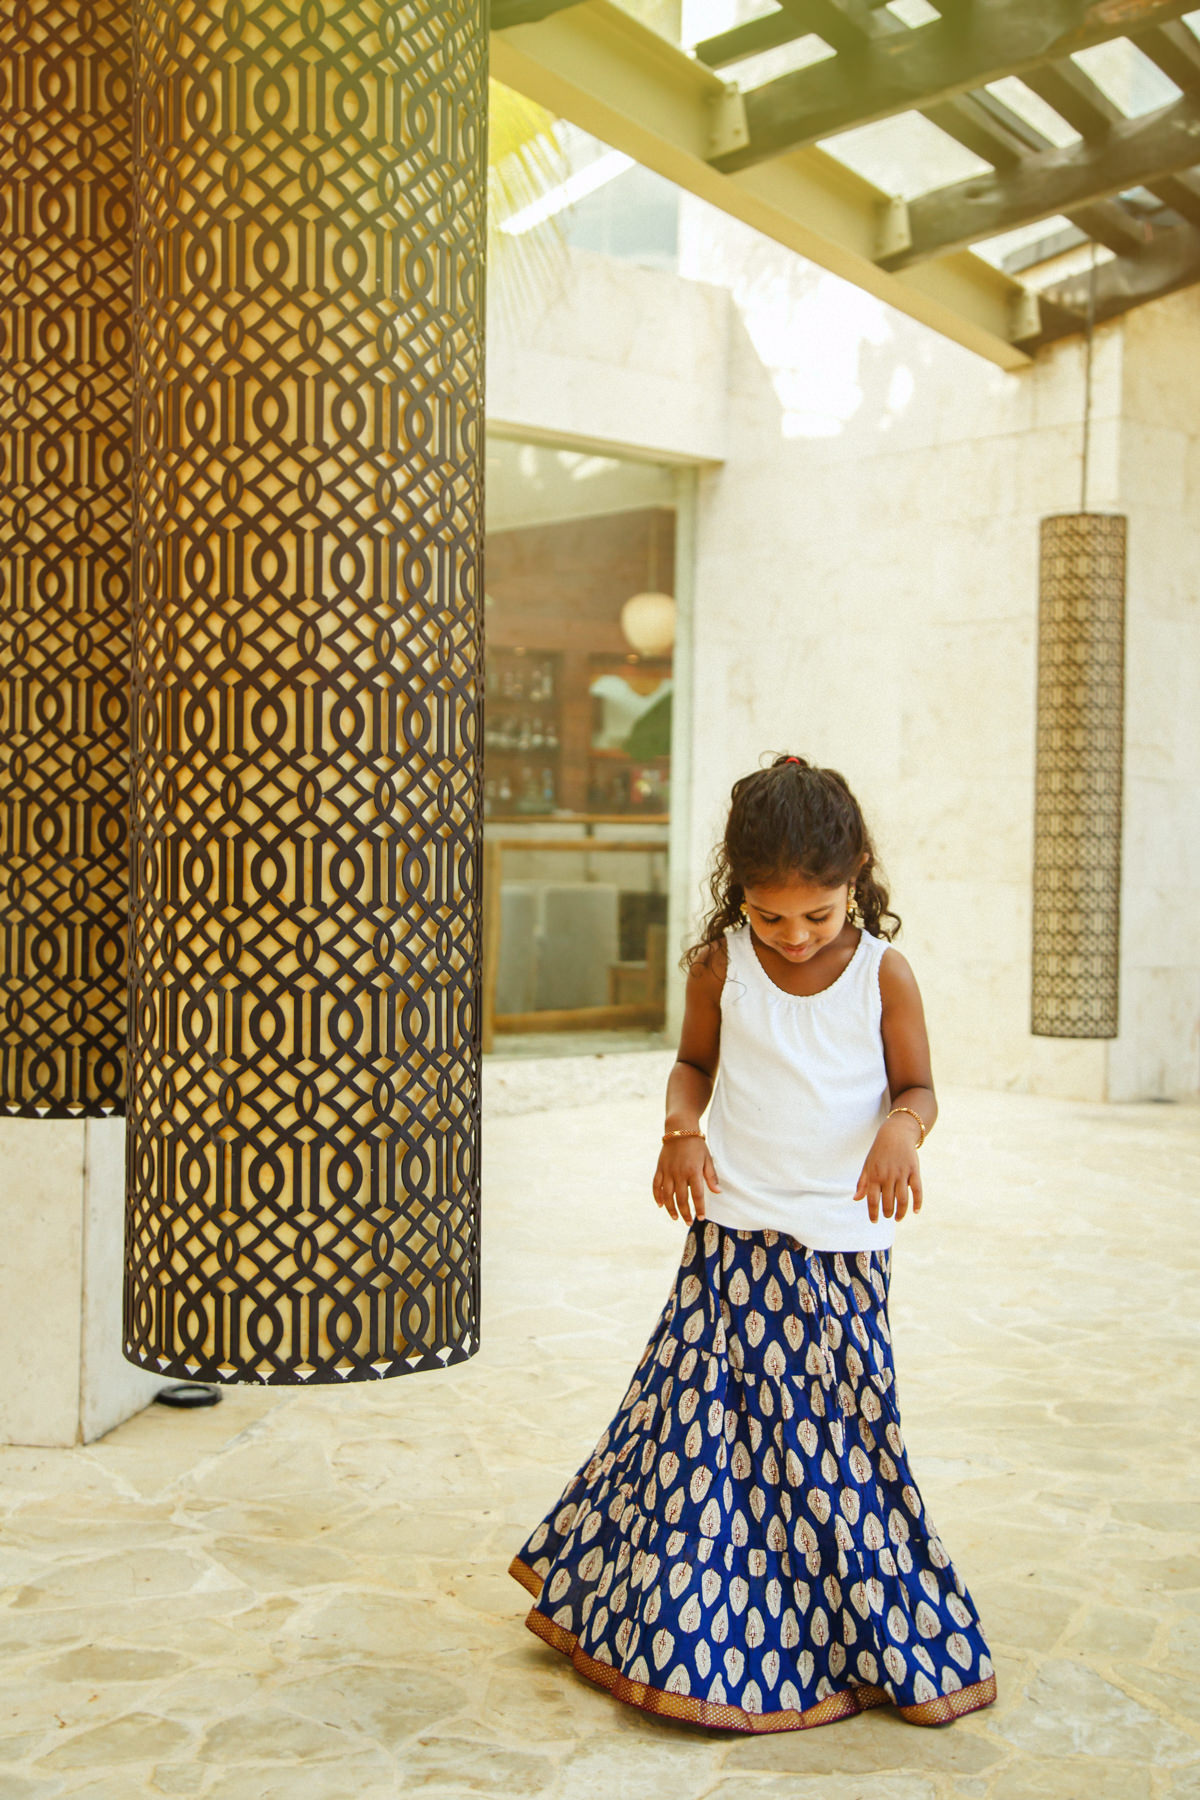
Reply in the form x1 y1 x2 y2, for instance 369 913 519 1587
702 923 895 1250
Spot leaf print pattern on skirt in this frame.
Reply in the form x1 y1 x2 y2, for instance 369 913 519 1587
510 1221 996 1732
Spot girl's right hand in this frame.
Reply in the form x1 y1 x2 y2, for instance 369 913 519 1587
652 1139 720 1225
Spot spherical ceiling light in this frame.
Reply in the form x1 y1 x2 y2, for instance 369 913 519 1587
620 590 676 658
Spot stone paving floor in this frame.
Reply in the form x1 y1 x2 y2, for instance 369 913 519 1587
2 1060 1199 1800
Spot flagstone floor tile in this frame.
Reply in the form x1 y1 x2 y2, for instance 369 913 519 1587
1 1067 1198 1798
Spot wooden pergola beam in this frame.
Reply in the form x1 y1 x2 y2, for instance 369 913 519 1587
490 0 1200 353
714 0 1200 171
923 77 1162 260
490 0 1035 369
1019 219 1200 345
880 89 1200 269
693 0 875 68
1067 200 1156 256
778 0 875 55
1149 169 1200 223
1129 18 1200 89
490 0 582 27
1020 59 1123 139
938 83 1075 170
693 11 804 70
921 92 1028 167
1131 26 1200 222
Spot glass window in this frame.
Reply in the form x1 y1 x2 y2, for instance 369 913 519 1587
483 438 679 1052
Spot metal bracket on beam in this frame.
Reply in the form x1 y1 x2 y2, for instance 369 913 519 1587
1009 284 1043 344
875 196 912 260
706 84 749 161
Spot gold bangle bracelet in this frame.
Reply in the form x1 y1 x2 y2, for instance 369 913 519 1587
886 1105 927 1149
662 1129 705 1142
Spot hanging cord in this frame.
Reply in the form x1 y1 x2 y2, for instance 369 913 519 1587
1080 243 1097 513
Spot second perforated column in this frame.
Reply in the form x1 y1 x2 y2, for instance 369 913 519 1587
124 0 486 1382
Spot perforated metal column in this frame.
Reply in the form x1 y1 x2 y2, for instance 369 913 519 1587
1032 513 1125 1040
123 0 486 1381
0 4 132 1116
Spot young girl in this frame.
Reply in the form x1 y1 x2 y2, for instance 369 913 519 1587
509 756 996 1733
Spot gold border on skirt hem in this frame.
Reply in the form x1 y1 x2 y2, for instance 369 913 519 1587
508 1555 997 1733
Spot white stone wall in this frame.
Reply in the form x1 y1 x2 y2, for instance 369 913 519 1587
487 225 1200 1101
678 200 1129 1099
1111 292 1200 1100
0 1119 88 1445
487 246 730 465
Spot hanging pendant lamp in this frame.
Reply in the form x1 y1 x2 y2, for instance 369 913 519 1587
620 511 675 657
1031 253 1125 1040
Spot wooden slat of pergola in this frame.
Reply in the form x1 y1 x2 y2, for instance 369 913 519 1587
882 92 1200 269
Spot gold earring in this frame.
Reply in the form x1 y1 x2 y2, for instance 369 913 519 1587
739 900 749 918
847 883 865 928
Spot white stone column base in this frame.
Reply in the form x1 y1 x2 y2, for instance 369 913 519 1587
0 1116 161 1446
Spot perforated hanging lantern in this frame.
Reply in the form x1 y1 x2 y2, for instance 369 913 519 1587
122 0 487 1382
1031 513 1125 1039
0 4 132 1116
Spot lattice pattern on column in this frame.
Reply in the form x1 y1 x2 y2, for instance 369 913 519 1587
0 4 132 1116
124 0 486 1382
1032 513 1125 1040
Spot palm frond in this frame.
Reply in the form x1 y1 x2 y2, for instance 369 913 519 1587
488 81 571 327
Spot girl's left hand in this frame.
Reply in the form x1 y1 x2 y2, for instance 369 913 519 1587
854 1119 923 1223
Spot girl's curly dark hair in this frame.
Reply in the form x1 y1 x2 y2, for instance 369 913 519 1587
684 754 900 967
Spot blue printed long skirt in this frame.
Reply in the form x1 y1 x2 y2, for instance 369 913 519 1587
509 1222 997 1732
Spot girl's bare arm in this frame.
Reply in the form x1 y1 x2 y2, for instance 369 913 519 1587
854 948 937 1224
654 943 725 1224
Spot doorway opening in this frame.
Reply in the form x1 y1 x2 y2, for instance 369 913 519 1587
482 437 684 1058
